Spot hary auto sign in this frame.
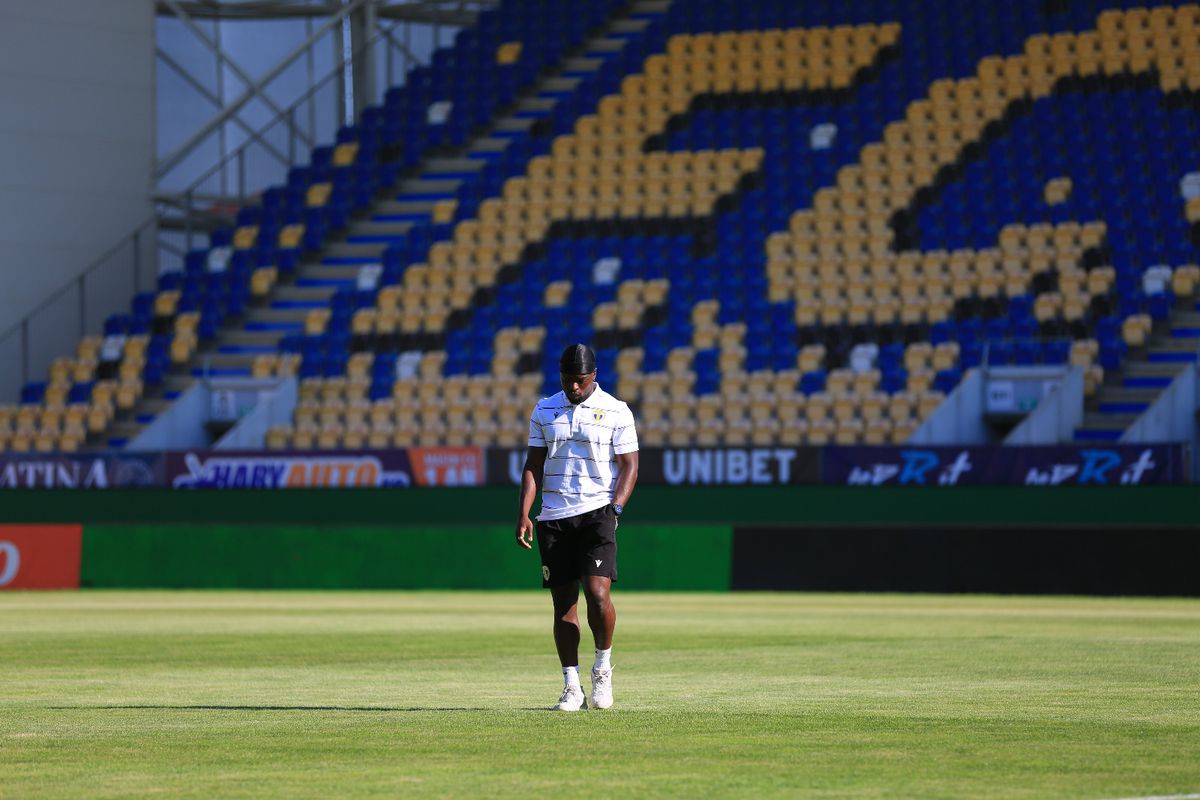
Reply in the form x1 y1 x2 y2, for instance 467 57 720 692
169 451 412 489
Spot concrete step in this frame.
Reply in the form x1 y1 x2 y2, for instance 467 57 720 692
322 241 388 259
221 328 284 345
537 76 583 93
374 200 436 216
138 397 177 415
395 178 461 197
162 374 195 394
1168 311 1200 337
1081 412 1139 429
297 265 361 281
1094 386 1159 403
1144 343 1200 364
609 18 650 34
421 157 485 177
106 420 146 440
196 353 259 370
1121 359 1188 377
561 57 603 73
466 138 512 155
490 116 537 135
1093 387 1156 415
348 220 414 237
243 308 309 326
272 285 339 302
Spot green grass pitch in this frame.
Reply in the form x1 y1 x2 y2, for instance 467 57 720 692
2 591 1199 799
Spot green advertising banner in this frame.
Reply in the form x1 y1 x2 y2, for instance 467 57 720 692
81 524 733 591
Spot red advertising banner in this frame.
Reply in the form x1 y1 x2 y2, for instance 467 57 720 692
0 525 83 589
408 447 485 486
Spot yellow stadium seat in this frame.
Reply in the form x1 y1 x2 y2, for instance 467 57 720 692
278 224 305 248
232 226 258 250
918 391 946 419
306 183 332 208
266 426 291 450
116 380 142 410
806 418 835 446
332 142 359 166
834 418 864 445
891 418 918 444
77 336 103 361
1122 314 1152 348
1172 265 1199 296
805 391 831 422
251 355 278 379
291 423 318 450
317 422 344 450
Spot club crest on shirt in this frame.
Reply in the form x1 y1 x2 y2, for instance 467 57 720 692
592 411 605 422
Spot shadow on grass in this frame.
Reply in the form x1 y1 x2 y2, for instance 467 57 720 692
48 705 505 713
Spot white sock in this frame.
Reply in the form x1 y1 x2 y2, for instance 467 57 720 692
594 647 612 672
563 665 581 689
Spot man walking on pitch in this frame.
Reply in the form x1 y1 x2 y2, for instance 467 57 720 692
516 344 639 711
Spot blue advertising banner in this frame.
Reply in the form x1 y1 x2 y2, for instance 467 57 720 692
822 445 1189 486
165 447 485 489
0 455 164 489
486 446 822 486
166 450 415 489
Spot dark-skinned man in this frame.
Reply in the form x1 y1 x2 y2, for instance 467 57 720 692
515 344 639 711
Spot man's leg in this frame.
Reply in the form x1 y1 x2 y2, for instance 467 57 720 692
550 580 582 667
581 575 615 650
549 580 586 710
583 575 616 709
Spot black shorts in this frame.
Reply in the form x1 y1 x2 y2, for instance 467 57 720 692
536 504 618 588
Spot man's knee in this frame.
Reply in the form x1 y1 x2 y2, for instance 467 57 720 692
551 582 580 618
582 577 611 607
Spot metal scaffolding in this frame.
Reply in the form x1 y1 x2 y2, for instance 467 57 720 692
153 0 497 265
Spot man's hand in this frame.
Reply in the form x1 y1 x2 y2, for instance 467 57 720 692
515 516 535 549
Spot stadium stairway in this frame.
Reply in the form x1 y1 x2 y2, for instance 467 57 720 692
1075 297 1200 442
95 0 668 449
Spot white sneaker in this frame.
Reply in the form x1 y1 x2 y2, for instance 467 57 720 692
591 667 613 710
554 684 587 711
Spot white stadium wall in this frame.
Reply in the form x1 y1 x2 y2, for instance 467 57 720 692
0 0 154 402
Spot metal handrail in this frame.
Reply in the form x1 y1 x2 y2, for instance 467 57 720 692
159 19 425 250
0 215 159 393
155 0 371 181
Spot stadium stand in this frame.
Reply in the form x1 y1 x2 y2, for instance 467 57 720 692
5 0 1200 453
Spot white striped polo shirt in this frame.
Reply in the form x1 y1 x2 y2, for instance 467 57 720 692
528 384 638 521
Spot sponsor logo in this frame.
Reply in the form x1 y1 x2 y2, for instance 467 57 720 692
0 459 109 488
838 447 1167 486
663 448 800 485
595 559 602 567
172 453 410 489
846 450 974 486
1024 448 1158 486
409 448 483 487
0 542 19 587
0 457 159 489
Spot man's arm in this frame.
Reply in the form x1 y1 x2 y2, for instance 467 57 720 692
515 446 547 549
612 450 639 509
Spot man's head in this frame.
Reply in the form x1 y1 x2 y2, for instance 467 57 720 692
559 343 597 404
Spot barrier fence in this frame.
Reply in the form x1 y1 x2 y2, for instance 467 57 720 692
0 444 1189 489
